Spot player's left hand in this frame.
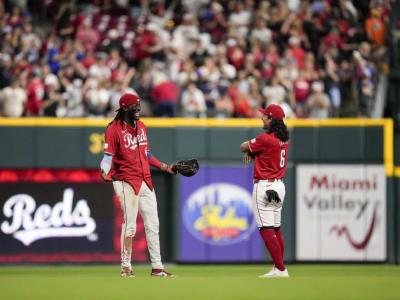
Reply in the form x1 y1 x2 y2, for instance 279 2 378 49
165 164 177 175
161 163 177 175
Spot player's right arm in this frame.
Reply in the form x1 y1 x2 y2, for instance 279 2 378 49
247 134 272 154
241 135 265 154
100 126 117 182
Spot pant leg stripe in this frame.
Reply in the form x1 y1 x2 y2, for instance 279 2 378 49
122 182 127 265
255 182 264 227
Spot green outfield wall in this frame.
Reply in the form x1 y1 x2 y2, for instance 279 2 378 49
0 118 391 168
0 118 398 263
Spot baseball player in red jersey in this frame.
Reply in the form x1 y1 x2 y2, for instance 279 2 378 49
240 104 290 278
100 92 175 278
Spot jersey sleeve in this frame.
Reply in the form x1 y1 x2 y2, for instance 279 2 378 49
139 121 152 157
248 134 273 154
104 126 118 156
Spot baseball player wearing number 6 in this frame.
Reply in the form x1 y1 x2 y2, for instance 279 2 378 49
240 104 290 278
100 92 175 278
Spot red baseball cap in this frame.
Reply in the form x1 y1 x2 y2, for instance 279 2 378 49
258 104 285 120
118 92 140 110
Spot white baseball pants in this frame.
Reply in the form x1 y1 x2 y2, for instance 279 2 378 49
113 181 163 270
252 179 286 228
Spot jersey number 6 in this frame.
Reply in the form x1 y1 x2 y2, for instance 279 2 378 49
279 149 286 168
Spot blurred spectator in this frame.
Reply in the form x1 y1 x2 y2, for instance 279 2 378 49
172 13 200 51
263 76 287 107
42 73 62 117
306 81 331 118
148 0 178 30
228 1 251 39
292 71 310 116
365 9 385 46
215 90 234 118
228 79 253 118
250 18 272 45
324 54 341 117
58 78 85 118
76 18 100 52
26 72 44 116
353 50 375 117
0 77 26 117
181 82 206 118
151 71 179 117
190 36 210 68
83 78 110 116
199 1 226 43
0 54 13 89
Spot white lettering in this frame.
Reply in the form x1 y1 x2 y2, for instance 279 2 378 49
33 204 51 228
123 129 148 150
0 188 96 246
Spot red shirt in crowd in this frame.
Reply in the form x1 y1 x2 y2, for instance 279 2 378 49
151 80 179 104
132 31 156 60
248 132 289 180
26 78 44 116
293 78 310 103
104 119 154 194
322 33 344 50
290 45 305 69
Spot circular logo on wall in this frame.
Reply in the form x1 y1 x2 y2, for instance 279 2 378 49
182 183 256 246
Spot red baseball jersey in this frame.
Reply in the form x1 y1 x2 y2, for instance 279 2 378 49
248 132 289 180
104 119 153 194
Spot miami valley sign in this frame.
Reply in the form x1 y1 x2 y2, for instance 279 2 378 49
296 165 386 261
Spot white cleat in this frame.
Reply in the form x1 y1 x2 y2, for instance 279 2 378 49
259 266 289 278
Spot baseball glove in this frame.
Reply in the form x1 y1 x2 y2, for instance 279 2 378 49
266 190 281 204
171 159 199 177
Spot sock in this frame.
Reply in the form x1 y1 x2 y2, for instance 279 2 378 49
274 227 285 259
259 228 285 271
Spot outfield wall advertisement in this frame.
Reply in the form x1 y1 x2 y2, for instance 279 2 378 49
178 166 265 262
296 165 386 261
0 171 148 263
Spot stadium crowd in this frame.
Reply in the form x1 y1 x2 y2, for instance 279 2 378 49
0 0 390 119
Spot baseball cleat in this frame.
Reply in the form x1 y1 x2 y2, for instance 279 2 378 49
151 269 175 277
259 266 289 278
121 267 135 278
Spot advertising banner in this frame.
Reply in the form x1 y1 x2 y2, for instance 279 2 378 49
296 165 386 261
0 170 148 263
178 166 265 262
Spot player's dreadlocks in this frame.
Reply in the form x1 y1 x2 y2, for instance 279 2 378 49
269 119 289 142
108 109 124 127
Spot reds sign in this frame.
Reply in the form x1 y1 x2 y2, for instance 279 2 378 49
296 165 386 261
1 188 96 246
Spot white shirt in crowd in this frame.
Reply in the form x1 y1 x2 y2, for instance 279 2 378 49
262 84 286 105
251 27 273 44
306 92 331 119
0 86 27 117
181 85 206 117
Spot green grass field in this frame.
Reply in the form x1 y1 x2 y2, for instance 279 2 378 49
0 264 399 300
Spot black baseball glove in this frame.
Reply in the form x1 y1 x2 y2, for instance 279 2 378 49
171 159 199 177
266 190 281 204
